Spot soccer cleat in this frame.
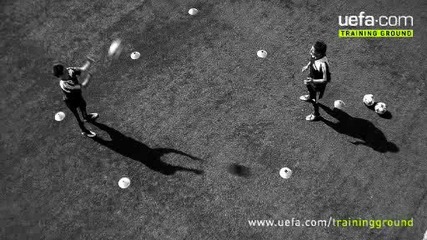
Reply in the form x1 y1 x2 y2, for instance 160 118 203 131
82 130 97 138
305 113 320 121
299 95 312 102
84 113 99 122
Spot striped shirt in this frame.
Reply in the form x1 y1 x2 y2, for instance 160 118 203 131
59 67 82 100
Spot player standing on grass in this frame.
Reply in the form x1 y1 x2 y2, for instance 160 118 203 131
300 41 331 121
53 57 99 137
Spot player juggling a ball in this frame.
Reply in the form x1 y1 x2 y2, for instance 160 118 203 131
53 56 99 137
300 41 331 121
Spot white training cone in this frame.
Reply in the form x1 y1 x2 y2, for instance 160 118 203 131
55 111 65 121
118 177 131 189
334 100 345 109
188 8 198 16
279 167 292 179
257 50 267 58
131 51 140 60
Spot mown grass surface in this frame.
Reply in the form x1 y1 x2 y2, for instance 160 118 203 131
1 0 426 239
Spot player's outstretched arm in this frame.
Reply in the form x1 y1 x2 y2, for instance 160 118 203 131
301 62 310 72
81 73 92 88
79 56 95 72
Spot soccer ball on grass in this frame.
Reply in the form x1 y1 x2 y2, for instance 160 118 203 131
363 94 375 106
374 102 387 115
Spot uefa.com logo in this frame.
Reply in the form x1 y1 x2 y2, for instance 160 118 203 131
338 12 414 38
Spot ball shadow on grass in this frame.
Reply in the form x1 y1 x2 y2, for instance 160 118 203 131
91 122 203 175
378 111 392 119
227 164 251 177
366 103 376 111
319 104 399 153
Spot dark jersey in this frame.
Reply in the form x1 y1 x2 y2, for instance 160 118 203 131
59 67 83 100
309 57 331 82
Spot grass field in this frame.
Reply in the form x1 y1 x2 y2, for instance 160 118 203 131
1 0 426 239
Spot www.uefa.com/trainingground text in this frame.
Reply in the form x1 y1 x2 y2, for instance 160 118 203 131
248 217 414 229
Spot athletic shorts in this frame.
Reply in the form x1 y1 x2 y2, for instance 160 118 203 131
63 96 86 109
307 82 327 99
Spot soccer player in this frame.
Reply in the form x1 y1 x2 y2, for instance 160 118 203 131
53 57 99 137
300 41 331 121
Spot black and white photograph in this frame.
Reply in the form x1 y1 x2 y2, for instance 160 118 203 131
1 0 426 239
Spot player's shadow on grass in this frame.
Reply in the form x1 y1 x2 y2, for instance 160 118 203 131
319 104 399 153
92 122 203 175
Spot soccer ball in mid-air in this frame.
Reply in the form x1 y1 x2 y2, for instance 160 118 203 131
108 39 122 58
363 94 375 106
374 102 387 115
334 100 345 109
